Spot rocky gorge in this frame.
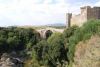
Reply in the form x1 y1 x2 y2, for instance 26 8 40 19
0 52 24 67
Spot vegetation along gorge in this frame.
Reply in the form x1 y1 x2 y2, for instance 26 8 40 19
0 0 100 66
0 20 100 67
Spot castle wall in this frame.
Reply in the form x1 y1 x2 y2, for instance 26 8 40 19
67 6 100 27
92 7 100 19
70 6 88 26
87 7 100 20
71 14 87 26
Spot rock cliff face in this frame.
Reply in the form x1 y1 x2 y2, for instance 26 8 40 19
73 35 100 67
0 53 24 67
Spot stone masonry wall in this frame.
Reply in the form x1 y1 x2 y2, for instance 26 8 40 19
67 6 100 27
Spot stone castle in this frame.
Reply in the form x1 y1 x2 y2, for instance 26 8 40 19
66 6 100 27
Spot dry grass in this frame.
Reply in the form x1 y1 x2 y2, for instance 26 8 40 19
73 35 100 67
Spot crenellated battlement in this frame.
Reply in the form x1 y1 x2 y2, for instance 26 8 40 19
67 6 100 27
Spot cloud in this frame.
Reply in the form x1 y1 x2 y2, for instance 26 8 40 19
0 0 69 26
94 1 100 6
0 0 99 26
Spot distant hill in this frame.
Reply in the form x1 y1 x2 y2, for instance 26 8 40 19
45 23 66 29
17 23 66 29
46 23 66 27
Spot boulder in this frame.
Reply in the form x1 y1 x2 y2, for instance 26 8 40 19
0 53 24 67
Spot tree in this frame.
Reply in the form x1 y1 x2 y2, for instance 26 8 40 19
35 40 49 66
0 37 8 52
0 27 41 52
63 25 78 38
47 33 67 67
7 36 21 51
25 49 40 67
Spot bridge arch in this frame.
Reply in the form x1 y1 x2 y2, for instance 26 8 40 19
44 30 53 39
37 28 64 39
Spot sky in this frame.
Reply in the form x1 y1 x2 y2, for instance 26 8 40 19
0 0 100 26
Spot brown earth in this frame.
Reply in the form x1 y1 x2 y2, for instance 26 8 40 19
73 35 100 67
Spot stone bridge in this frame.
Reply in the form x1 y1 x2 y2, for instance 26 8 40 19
36 28 64 39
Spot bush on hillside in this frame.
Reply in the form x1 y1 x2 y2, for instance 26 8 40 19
63 25 78 38
63 25 79 48
67 20 100 62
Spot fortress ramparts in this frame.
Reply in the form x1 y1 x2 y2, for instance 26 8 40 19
67 6 100 27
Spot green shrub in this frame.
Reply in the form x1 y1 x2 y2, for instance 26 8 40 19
0 27 40 52
34 40 49 66
47 33 67 67
63 25 78 38
67 20 100 63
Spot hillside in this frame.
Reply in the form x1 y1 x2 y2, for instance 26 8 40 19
73 35 100 67
66 20 100 67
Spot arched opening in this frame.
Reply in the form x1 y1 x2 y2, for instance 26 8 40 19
36 32 41 40
45 30 53 39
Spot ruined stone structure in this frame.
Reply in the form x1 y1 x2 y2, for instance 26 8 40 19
37 28 64 39
67 6 100 27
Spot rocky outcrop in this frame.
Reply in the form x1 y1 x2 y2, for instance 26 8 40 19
73 35 100 67
0 53 24 67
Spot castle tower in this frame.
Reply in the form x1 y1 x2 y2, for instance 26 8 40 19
66 13 72 27
80 6 100 21
92 7 100 19
66 6 100 27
